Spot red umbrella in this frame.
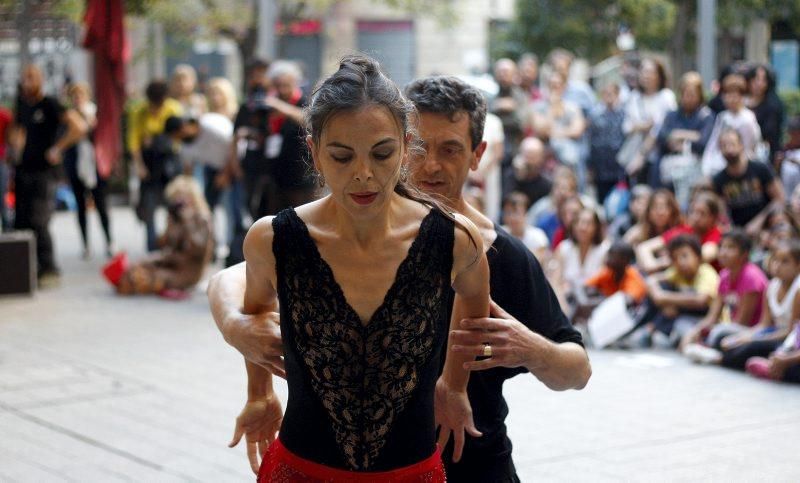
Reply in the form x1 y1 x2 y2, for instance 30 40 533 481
82 0 129 179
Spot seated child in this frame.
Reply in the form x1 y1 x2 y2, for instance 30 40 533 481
745 322 800 383
684 240 800 367
681 229 769 361
573 241 645 324
645 234 720 346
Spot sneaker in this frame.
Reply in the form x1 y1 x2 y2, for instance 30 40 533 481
683 343 722 364
37 269 62 289
745 357 774 380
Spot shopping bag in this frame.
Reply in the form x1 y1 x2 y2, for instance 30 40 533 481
588 292 636 348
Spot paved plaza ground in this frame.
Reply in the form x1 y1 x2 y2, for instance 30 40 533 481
1 208 798 482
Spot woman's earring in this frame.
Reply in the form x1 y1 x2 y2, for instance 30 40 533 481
400 166 409 183
317 173 326 187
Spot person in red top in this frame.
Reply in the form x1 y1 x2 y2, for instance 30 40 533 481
636 191 723 273
0 105 12 230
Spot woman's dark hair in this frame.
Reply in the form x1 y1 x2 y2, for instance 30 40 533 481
745 63 777 94
145 80 169 105
775 240 800 264
570 207 604 246
721 228 753 254
644 189 682 239
667 234 702 258
405 75 487 150
642 58 668 91
304 55 478 248
691 191 721 219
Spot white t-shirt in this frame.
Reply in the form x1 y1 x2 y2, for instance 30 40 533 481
180 112 234 170
480 113 504 223
767 275 800 330
502 225 549 253
701 108 762 177
557 239 610 290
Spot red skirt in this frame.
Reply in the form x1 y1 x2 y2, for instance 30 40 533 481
257 439 446 483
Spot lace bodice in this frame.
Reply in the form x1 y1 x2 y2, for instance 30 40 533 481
272 207 455 471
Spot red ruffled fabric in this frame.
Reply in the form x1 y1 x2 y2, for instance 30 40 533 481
258 439 446 483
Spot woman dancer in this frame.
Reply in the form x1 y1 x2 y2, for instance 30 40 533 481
223 56 490 481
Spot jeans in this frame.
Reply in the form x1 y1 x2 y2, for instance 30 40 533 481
14 169 58 275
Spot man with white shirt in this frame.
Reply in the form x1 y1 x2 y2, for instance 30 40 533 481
180 112 234 210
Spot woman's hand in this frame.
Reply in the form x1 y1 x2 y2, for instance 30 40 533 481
229 394 284 474
434 377 481 462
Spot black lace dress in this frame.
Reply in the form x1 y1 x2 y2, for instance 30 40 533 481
271 207 455 472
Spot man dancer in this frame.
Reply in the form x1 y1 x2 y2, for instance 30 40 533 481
12 64 86 282
209 76 591 482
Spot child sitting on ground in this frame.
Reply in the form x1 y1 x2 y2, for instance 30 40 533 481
644 234 720 346
745 321 800 383
684 240 800 367
681 228 768 360
573 241 646 324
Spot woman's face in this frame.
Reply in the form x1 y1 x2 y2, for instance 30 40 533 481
310 105 405 220
70 89 88 107
631 193 650 221
207 85 225 112
688 201 714 233
680 85 702 112
548 74 565 97
174 72 195 96
639 61 660 94
560 199 582 228
649 195 672 231
573 210 597 245
749 68 769 98
672 245 701 279
771 247 799 283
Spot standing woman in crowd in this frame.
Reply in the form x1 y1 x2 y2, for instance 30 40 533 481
655 72 715 188
624 189 683 245
623 58 677 184
746 63 784 164
224 56 490 481
64 82 114 258
530 71 586 171
205 77 245 245
170 64 207 119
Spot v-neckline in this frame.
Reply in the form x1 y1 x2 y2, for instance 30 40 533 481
289 208 436 327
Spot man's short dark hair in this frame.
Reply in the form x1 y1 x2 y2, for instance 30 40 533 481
721 228 752 254
145 80 169 106
164 116 184 135
608 240 635 265
405 76 487 149
667 234 702 258
247 57 270 73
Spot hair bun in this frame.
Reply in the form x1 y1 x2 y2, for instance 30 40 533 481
339 54 379 75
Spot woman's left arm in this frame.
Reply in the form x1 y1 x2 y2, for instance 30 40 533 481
436 214 489 461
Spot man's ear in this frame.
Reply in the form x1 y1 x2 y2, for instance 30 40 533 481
471 141 488 171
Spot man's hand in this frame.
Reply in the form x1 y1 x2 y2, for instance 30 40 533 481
229 394 283 474
434 377 481 462
224 311 286 378
452 300 543 371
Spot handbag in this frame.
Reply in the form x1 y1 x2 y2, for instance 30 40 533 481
76 139 97 189
616 131 645 167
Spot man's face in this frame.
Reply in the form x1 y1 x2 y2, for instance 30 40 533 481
719 131 744 164
515 140 545 179
272 74 297 102
409 112 485 205
22 65 43 98
494 61 516 88
247 67 268 92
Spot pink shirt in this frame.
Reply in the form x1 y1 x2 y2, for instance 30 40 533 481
718 262 768 326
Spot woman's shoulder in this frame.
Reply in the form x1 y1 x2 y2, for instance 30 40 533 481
243 215 279 265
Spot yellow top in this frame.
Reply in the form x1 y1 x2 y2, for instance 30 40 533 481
664 263 720 299
127 98 183 153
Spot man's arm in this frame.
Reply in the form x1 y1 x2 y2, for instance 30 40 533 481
456 300 590 391
45 109 87 165
207 262 285 378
